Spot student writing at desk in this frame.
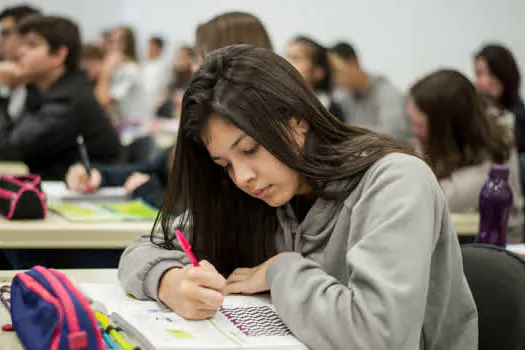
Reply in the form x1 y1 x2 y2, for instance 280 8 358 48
119 46 478 350
0 15 122 180
66 147 173 209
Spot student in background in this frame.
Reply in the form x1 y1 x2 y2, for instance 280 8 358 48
80 43 104 85
474 44 525 154
2 16 123 270
99 29 112 52
285 36 345 121
156 79 188 118
67 11 274 209
330 41 411 141
0 15 122 180
96 26 152 125
172 45 194 86
407 69 524 242
0 5 41 121
66 147 173 209
156 45 194 118
143 36 170 110
119 45 477 350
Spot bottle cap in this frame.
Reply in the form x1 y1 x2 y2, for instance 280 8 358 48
489 164 509 181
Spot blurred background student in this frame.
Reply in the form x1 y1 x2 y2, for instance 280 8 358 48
285 36 345 121
142 36 170 112
66 11 275 212
172 45 194 87
474 44 524 154
156 45 194 118
330 41 411 141
407 69 524 242
2 15 123 269
80 43 104 85
0 15 122 180
0 4 40 121
96 25 152 125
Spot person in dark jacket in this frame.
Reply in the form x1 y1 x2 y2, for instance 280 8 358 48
0 15 122 180
66 147 172 209
285 36 345 121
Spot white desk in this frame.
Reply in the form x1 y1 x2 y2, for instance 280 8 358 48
0 269 118 350
451 213 479 236
0 212 153 249
0 212 477 250
0 162 28 176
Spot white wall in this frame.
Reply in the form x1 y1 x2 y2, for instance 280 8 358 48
122 0 525 94
0 0 121 41
2 0 525 94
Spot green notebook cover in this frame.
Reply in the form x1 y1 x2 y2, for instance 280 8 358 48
49 200 158 222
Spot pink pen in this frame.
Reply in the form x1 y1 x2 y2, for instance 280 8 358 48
175 230 200 267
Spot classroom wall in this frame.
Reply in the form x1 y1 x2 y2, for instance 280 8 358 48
0 0 121 41
121 0 525 94
2 0 525 95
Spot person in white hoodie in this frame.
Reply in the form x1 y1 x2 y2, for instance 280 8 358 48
119 45 477 350
407 69 524 242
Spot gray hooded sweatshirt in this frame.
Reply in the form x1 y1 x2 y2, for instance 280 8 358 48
118 153 478 350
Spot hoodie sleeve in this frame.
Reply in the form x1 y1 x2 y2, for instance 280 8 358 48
266 156 441 350
118 216 191 301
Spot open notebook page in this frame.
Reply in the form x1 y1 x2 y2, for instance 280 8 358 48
80 283 307 350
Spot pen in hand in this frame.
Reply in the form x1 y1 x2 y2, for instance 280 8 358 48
76 135 93 193
175 230 200 267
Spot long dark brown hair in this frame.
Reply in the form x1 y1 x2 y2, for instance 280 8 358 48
153 45 413 275
410 69 512 179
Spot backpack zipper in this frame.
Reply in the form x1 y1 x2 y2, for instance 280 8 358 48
51 268 104 350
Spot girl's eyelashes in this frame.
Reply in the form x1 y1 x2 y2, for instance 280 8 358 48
243 144 260 155
216 144 259 171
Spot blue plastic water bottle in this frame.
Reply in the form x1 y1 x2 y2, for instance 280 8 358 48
476 165 513 247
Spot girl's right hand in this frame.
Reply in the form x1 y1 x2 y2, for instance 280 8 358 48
65 163 102 192
159 260 226 320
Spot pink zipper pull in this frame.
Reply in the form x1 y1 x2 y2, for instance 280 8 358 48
68 331 88 349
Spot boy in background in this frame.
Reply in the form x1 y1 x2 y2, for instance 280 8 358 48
330 42 411 142
0 15 122 180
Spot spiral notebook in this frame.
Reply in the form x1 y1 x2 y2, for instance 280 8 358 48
81 283 307 350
